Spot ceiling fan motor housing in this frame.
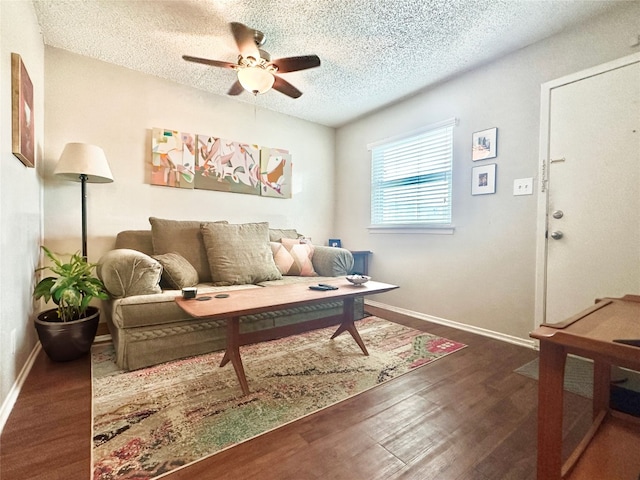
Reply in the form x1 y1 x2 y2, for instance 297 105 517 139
253 29 266 47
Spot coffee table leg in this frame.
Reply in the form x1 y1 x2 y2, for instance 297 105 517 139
220 316 250 395
331 297 369 356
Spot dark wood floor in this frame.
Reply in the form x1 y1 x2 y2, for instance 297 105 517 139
0 307 592 480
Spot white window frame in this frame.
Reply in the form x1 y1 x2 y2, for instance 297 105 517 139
367 118 457 234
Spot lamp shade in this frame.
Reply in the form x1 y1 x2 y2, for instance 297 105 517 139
54 143 113 183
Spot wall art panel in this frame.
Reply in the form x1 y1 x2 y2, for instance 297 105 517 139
260 147 292 198
195 135 261 196
151 128 195 189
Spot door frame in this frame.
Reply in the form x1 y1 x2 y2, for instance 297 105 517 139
534 52 640 329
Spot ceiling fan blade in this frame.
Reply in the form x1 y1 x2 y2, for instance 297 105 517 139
182 55 236 69
227 80 244 96
230 22 260 59
272 76 302 99
271 55 321 73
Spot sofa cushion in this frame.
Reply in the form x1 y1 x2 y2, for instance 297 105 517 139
152 252 199 289
115 230 154 256
201 222 282 285
271 239 317 276
149 217 227 283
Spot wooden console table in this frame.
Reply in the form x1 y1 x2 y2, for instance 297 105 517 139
176 279 398 395
530 295 640 479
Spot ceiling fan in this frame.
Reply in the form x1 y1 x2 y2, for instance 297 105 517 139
183 22 321 98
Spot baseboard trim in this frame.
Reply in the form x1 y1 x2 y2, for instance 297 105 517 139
0 343 41 434
365 300 537 350
95 333 112 344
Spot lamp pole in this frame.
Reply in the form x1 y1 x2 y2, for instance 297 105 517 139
80 173 88 259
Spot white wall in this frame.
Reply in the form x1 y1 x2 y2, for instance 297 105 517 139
0 1 45 422
335 2 640 341
43 48 336 262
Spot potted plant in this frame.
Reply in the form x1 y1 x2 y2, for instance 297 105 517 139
33 246 109 362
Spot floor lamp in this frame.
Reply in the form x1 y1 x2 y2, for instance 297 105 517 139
54 143 113 259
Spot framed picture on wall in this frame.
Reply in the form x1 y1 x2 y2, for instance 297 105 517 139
328 239 342 248
471 164 497 195
471 127 497 161
11 53 35 168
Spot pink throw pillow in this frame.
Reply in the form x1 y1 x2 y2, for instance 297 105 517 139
271 238 317 276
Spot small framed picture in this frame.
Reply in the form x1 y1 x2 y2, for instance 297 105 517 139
328 239 342 248
11 53 35 168
472 164 497 195
472 127 497 161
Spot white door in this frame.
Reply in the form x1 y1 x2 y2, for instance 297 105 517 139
544 60 640 324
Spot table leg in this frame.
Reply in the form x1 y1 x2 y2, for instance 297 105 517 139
219 316 250 395
593 360 611 418
331 297 369 356
536 341 567 480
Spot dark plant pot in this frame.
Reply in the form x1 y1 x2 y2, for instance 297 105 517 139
34 306 100 362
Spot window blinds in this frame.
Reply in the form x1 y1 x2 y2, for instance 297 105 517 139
370 119 455 227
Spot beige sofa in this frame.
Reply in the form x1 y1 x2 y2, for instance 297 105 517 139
97 218 361 371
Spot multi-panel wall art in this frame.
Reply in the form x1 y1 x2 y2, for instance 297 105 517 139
151 128 292 199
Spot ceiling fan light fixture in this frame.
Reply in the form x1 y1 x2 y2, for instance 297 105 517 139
237 66 275 95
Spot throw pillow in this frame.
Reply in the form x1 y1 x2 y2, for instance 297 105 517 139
201 222 283 285
97 249 162 299
149 217 227 283
272 238 317 276
152 252 199 290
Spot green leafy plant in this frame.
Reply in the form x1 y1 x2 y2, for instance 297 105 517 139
33 246 109 322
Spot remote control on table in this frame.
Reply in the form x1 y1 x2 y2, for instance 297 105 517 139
309 284 339 291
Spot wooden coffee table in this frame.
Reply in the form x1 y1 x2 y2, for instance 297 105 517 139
176 279 398 395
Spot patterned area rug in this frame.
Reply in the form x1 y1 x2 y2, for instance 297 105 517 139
92 316 467 480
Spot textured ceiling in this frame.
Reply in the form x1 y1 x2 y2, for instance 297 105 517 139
33 0 623 127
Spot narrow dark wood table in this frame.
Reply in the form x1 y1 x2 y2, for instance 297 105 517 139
176 279 398 395
530 295 640 480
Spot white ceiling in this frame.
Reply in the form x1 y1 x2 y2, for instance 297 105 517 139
33 0 624 127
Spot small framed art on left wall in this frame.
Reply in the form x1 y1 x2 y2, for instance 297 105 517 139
11 53 35 168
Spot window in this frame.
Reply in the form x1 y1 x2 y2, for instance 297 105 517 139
369 118 456 232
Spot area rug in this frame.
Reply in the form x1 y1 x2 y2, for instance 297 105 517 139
514 355 593 398
91 316 466 480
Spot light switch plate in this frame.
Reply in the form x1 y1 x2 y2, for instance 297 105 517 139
513 177 533 196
